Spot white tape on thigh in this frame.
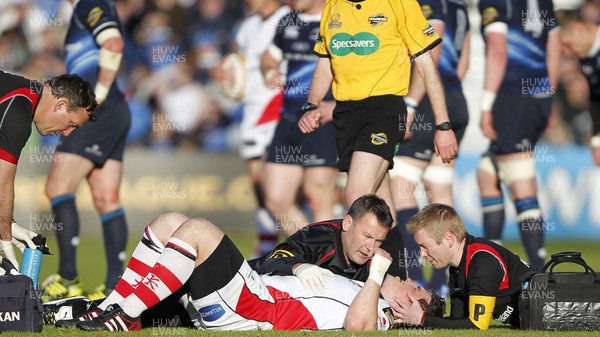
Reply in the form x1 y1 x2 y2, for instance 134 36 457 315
336 172 348 189
478 155 497 175
389 157 424 182
422 165 454 185
497 159 536 185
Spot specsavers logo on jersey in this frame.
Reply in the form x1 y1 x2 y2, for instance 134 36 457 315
329 32 379 56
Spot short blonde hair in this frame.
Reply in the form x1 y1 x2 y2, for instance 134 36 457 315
407 204 467 244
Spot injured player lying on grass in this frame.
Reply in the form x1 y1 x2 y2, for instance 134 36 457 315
47 211 445 331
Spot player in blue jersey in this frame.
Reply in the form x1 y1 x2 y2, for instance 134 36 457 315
42 0 131 302
388 0 471 293
260 0 339 236
476 0 560 270
555 6 600 165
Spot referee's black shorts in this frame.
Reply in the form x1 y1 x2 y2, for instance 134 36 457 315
334 95 406 172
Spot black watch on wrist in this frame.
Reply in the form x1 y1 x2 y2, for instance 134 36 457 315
436 121 452 131
301 102 318 113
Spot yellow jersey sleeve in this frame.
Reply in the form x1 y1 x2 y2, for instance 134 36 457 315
313 1 332 57
396 0 441 57
314 32 328 57
468 295 496 330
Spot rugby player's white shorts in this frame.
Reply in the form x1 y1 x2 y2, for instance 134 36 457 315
187 261 274 330
239 120 278 160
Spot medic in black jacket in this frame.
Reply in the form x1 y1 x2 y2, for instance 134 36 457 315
393 203 532 330
0 70 96 270
249 194 394 292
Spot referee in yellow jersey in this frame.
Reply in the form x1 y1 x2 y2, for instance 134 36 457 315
298 0 458 278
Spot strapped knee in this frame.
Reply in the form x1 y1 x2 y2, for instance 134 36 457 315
478 154 497 176
422 165 454 185
497 159 536 185
389 157 424 183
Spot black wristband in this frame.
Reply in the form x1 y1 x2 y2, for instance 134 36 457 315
301 102 318 113
436 121 452 131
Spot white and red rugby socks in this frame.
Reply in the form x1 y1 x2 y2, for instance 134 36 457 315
118 237 197 318
99 226 164 310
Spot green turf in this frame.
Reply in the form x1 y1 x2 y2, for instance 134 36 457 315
9 233 599 336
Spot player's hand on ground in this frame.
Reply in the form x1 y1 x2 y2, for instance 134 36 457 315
293 263 334 294
390 293 425 326
480 109 497 141
11 221 37 252
298 109 322 134
434 129 458 164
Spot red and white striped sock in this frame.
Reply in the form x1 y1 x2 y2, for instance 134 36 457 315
119 237 197 317
99 226 164 310
256 207 278 256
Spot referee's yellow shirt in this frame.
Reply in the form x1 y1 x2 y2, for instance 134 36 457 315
315 0 441 101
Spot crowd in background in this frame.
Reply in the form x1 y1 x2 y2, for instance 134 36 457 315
0 0 599 152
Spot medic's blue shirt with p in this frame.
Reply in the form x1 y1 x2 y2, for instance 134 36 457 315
420 0 470 92
272 12 333 115
65 0 124 105
479 0 557 95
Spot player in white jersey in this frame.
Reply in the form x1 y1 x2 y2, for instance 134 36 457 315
58 212 445 331
188 263 394 330
214 0 290 256
236 8 288 160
